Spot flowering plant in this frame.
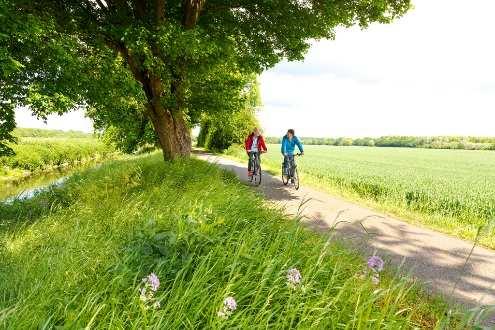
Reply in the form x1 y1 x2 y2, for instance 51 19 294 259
218 296 237 319
366 256 384 285
287 268 302 289
139 273 161 309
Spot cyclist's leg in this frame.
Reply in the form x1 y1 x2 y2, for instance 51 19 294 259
288 154 295 177
252 153 257 174
248 152 254 174
283 155 289 175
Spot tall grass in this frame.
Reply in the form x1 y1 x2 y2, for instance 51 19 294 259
0 154 466 328
226 144 495 249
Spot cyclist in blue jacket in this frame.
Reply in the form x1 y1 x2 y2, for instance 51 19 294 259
281 129 304 178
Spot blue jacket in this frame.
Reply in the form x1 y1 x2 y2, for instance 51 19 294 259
281 135 304 155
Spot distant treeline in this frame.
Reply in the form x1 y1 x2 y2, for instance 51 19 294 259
265 136 495 150
14 128 92 138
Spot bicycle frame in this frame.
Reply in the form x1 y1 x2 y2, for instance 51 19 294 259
248 151 262 186
282 153 301 189
284 153 301 178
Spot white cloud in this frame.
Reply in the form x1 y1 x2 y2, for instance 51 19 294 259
258 0 495 137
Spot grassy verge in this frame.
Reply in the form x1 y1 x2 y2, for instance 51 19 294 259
225 145 495 249
0 153 470 328
0 137 115 184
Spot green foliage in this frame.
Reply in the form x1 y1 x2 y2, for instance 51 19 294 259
100 121 157 154
195 120 210 148
265 136 282 144
198 79 260 152
0 103 16 156
353 137 376 147
0 0 411 158
200 109 259 152
0 154 462 328
227 145 495 248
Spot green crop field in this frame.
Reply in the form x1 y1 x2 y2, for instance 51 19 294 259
0 153 468 328
227 145 495 248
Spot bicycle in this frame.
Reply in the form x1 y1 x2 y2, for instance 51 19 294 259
248 152 262 186
282 153 301 190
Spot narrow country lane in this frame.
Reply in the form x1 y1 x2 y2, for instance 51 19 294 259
196 152 495 313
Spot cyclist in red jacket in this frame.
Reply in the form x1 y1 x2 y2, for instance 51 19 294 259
244 128 267 177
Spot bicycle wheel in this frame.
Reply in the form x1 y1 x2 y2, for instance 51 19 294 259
282 164 289 185
254 163 262 186
293 167 300 190
247 164 253 182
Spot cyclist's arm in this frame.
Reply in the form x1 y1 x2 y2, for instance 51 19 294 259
296 137 304 154
260 136 267 152
281 138 286 155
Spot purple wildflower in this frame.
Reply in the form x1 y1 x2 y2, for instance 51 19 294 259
367 256 384 272
223 296 237 312
147 273 160 292
287 268 302 287
139 273 160 308
218 296 237 319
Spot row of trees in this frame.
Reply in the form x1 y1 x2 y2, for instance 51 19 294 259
196 79 260 151
265 136 495 150
0 0 411 159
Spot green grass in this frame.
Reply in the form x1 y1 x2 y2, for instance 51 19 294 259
1 137 113 172
0 154 468 328
226 145 495 249
0 136 115 184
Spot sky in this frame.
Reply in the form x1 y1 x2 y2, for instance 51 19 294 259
15 0 495 137
15 107 94 132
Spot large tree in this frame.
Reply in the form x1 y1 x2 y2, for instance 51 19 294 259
0 0 410 160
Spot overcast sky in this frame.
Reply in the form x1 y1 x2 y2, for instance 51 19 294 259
16 0 495 137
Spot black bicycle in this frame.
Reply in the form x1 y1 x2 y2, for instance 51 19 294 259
248 152 262 186
282 153 301 190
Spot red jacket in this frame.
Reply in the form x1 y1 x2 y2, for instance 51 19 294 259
244 133 267 153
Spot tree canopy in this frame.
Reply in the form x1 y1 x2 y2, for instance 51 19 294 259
0 0 411 159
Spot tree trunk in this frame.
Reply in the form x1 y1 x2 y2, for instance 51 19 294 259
147 102 191 160
118 46 191 160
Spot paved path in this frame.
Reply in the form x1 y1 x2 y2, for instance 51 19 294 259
196 152 495 313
